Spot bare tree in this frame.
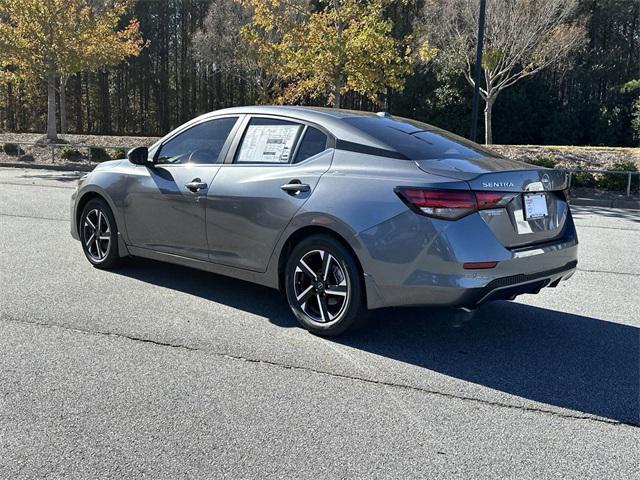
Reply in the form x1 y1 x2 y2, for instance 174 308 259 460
193 0 280 103
417 0 586 144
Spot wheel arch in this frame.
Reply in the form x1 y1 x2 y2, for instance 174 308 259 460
75 187 130 257
76 191 108 231
276 225 365 298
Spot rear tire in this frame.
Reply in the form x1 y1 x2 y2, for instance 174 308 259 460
79 198 122 269
285 234 367 336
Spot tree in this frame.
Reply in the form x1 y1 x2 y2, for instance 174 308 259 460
239 0 412 108
193 0 279 103
417 0 586 144
0 0 143 140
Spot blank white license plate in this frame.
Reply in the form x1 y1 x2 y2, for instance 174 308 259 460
523 193 548 220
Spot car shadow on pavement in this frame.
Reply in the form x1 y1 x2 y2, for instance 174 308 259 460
339 302 640 426
115 258 639 426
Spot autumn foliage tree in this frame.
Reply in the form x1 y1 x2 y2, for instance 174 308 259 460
239 0 412 108
0 0 143 140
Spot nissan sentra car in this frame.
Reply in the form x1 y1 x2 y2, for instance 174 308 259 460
71 106 578 335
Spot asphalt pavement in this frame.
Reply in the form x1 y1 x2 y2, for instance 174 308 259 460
1 167 638 478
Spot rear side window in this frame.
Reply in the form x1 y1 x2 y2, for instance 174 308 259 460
342 117 497 160
236 118 303 164
293 127 328 163
157 117 238 165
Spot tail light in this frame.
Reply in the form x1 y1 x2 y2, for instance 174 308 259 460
395 187 517 220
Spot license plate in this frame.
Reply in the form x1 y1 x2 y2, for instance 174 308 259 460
523 193 548 220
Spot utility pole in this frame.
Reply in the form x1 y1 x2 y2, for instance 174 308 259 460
469 0 486 142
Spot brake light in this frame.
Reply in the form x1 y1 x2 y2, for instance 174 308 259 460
395 188 516 220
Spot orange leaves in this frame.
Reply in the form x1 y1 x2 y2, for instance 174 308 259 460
0 0 143 84
239 0 411 106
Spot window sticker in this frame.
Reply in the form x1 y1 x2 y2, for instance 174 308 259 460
237 124 301 163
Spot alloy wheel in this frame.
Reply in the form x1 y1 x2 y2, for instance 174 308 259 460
82 208 111 262
293 249 349 324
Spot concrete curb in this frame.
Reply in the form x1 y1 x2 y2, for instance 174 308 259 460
0 161 94 172
570 198 640 210
1 161 639 210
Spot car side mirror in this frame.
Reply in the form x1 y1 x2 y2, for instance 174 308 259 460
127 146 150 166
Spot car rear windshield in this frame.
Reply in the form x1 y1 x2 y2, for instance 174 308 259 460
342 116 499 160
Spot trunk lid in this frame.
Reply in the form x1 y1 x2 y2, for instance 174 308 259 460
415 157 570 248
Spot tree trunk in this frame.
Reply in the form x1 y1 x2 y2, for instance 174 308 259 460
59 75 68 134
6 83 15 131
333 74 342 109
46 69 58 141
484 97 494 145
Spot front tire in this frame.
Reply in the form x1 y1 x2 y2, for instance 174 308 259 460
79 198 121 269
285 235 366 336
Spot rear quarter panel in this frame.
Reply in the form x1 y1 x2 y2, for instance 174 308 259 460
264 151 468 288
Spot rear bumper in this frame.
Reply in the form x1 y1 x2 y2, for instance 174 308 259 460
358 209 578 310
452 260 577 309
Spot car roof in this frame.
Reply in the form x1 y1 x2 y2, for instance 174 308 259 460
192 105 436 151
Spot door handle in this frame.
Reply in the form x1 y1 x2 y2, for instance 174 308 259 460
185 178 208 192
281 181 310 194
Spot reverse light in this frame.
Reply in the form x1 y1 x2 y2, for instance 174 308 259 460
395 188 517 220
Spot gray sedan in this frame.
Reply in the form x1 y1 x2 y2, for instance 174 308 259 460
71 106 578 335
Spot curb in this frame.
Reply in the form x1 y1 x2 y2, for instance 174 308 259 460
570 198 640 210
0 161 94 172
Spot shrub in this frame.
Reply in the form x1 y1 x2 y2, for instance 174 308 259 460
59 146 83 161
530 155 557 169
3 143 20 156
571 170 597 188
110 147 126 159
598 161 639 192
89 147 111 162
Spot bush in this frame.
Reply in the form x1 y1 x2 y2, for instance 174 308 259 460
3 143 21 156
598 161 639 192
59 146 83 161
110 147 127 160
571 170 597 188
89 147 111 162
530 155 557 168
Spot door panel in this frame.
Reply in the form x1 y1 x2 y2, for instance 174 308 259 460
124 165 220 260
206 150 333 271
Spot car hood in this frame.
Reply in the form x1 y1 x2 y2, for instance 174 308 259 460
92 159 127 172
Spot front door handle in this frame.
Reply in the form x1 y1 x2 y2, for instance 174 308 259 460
281 181 310 194
185 178 208 192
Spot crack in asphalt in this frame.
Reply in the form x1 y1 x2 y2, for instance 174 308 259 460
573 224 639 232
1 313 635 429
576 268 639 277
0 181 76 190
0 213 67 222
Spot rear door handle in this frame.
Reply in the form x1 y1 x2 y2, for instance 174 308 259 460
185 178 208 192
281 181 310 194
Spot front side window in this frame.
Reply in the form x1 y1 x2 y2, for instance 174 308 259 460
156 117 238 165
293 127 328 163
235 118 303 164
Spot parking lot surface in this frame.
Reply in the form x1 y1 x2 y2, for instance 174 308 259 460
1 168 638 478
